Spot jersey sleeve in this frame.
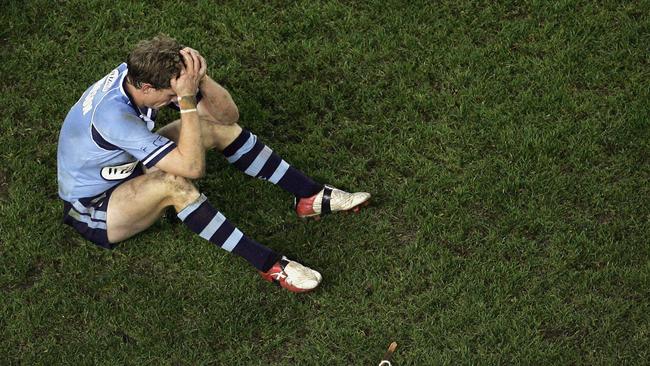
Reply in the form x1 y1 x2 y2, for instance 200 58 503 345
91 110 177 169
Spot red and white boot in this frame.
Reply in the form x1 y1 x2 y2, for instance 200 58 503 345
295 185 371 220
260 256 322 293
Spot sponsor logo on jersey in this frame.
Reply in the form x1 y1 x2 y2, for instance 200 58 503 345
102 69 119 92
100 161 138 181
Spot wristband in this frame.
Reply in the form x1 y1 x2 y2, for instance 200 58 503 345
180 108 198 114
178 95 197 109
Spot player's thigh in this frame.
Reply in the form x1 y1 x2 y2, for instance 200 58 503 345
106 171 181 243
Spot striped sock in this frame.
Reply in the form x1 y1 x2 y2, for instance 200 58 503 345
177 194 281 272
222 130 323 198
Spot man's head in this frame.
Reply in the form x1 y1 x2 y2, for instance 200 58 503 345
127 34 183 89
126 34 183 108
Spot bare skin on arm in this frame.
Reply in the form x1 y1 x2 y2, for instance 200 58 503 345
177 47 240 126
157 47 243 151
153 48 207 178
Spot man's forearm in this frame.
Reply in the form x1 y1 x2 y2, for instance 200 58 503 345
199 75 239 125
177 95 205 177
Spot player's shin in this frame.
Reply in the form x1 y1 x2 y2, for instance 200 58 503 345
177 193 280 271
177 193 322 292
221 129 323 198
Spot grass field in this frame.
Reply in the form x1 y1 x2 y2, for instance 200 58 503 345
1 0 649 364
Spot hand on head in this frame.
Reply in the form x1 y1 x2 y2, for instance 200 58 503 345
170 47 207 97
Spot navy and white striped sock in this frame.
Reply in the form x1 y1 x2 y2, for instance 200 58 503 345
222 130 323 198
177 194 281 272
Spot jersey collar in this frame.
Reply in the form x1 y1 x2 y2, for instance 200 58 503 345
120 68 156 129
119 69 142 115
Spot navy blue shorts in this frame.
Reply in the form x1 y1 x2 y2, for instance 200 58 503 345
62 166 144 249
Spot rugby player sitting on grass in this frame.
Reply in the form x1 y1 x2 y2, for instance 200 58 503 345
56 35 370 293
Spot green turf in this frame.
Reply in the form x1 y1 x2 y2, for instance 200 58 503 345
1 0 649 364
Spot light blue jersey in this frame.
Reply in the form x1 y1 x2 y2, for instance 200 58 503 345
57 63 177 201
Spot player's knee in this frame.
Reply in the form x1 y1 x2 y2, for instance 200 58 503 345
224 104 239 125
164 173 197 195
205 105 239 126
153 171 199 206
221 109 239 125
209 122 243 151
